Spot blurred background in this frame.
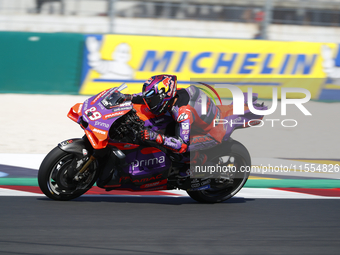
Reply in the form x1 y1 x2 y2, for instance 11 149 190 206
0 0 340 41
1 4 340 253
1 0 340 157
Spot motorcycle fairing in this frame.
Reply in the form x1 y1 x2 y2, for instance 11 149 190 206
65 86 267 193
100 145 172 190
104 182 169 192
108 142 140 150
68 91 134 149
119 146 171 186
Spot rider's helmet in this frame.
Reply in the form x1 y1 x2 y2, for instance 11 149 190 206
142 74 177 115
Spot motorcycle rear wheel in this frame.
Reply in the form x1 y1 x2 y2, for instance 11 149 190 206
187 139 251 203
38 147 98 201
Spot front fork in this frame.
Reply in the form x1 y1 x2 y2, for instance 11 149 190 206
59 136 103 182
58 136 127 187
73 155 96 181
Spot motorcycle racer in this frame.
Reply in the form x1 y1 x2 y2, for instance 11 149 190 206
38 77 256 202
127 74 225 166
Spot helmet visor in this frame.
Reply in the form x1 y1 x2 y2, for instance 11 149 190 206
144 92 163 110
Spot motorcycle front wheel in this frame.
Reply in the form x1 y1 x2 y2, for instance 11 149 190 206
187 139 251 203
38 147 98 201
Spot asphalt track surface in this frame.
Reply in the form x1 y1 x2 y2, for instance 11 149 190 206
0 196 339 255
1 95 340 254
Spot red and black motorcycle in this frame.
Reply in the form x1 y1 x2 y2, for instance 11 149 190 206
38 84 265 203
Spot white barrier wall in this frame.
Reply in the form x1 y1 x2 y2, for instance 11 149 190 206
1 15 340 42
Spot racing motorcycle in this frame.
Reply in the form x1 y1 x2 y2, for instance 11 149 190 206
38 83 266 203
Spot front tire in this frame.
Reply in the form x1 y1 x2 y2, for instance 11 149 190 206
38 147 98 201
187 139 251 203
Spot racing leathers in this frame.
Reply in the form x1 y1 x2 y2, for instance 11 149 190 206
132 85 225 163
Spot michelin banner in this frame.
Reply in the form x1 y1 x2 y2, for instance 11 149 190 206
80 34 340 100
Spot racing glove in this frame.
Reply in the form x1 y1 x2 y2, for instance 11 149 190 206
140 129 164 144
140 129 187 153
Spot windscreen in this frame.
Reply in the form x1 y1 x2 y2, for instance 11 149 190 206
101 90 125 109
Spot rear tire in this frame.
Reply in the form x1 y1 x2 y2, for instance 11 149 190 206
38 147 98 201
187 139 251 203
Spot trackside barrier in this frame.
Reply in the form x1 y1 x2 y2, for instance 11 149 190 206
80 34 340 101
0 31 84 94
1 32 340 101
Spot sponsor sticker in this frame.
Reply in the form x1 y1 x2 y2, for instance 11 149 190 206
98 102 105 110
83 99 89 111
188 184 210 191
156 135 163 144
182 123 189 130
140 179 167 189
77 104 83 113
91 89 108 105
177 113 189 122
94 121 109 129
103 110 129 120
60 139 73 146
182 130 189 135
131 156 165 170
92 128 107 135
112 106 131 112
